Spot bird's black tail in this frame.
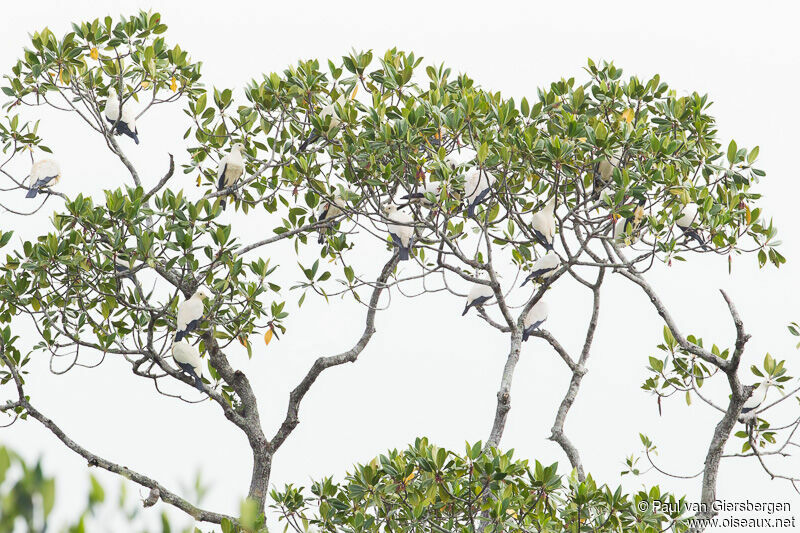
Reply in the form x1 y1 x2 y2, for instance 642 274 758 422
467 202 476 218
175 330 186 342
178 363 204 392
685 229 710 251
298 132 320 151
26 188 38 198
220 197 227 210
462 304 471 316
398 246 409 261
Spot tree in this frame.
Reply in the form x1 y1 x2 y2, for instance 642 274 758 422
0 10 797 532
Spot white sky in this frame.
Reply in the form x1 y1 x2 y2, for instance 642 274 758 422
2 1 800 532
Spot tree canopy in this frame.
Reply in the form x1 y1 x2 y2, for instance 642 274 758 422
0 10 797 533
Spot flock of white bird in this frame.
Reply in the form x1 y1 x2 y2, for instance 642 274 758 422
18 98 718 391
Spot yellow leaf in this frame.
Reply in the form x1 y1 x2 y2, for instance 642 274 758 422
577 137 587 142
403 471 416 484
196 175 202 187
264 328 274 346
621 108 634 123
141 81 150 89
89 47 99 60
238 335 249 348
350 84 358 100
170 76 177 92
57 69 63 84
745 204 752 225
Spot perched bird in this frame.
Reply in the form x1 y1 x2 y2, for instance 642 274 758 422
216 143 245 209
462 282 494 316
741 378 774 416
382 203 414 261
114 255 136 284
172 340 204 392
595 154 620 185
401 180 441 205
741 378 774 433
531 196 557 251
463 168 497 218
298 93 346 151
675 203 710 250
521 252 560 286
522 299 549 342
175 289 210 341
103 94 139 144
613 197 647 245
25 159 61 198
317 191 347 244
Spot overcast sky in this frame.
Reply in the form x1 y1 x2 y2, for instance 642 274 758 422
2 1 799 531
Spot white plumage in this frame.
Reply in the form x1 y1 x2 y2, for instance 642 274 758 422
175 289 210 341
596 154 620 182
319 94 345 130
317 191 348 243
383 203 414 261
613 216 636 245
25 159 61 198
676 203 699 229
675 203 709 250
216 143 245 209
298 94 346 150
172 340 204 391
463 168 497 217
462 282 494 316
741 379 773 415
521 252 560 286
522 299 549 341
103 94 139 144
531 196 556 250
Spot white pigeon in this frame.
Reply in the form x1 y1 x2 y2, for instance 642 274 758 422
25 159 61 198
103 94 139 144
522 299 549 342
175 289 210 341
383 203 414 261
298 93 346 150
521 252 560 286
463 167 497 218
216 143 245 209
317 191 347 244
401 180 441 205
172 340 204 391
462 282 494 316
531 196 556 250
675 203 709 250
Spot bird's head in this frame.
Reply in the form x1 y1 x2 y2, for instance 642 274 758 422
231 143 245 153
193 288 211 301
381 203 398 216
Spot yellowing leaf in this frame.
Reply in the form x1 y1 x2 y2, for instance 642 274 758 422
196 175 202 187
621 108 634 123
403 471 416 484
577 137 587 142
141 80 150 89
264 328 274 346
57 69 63 84
238 335 249 348
350 84 358 100
170 76 177 92
745 204 752 225
89 47 99 60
